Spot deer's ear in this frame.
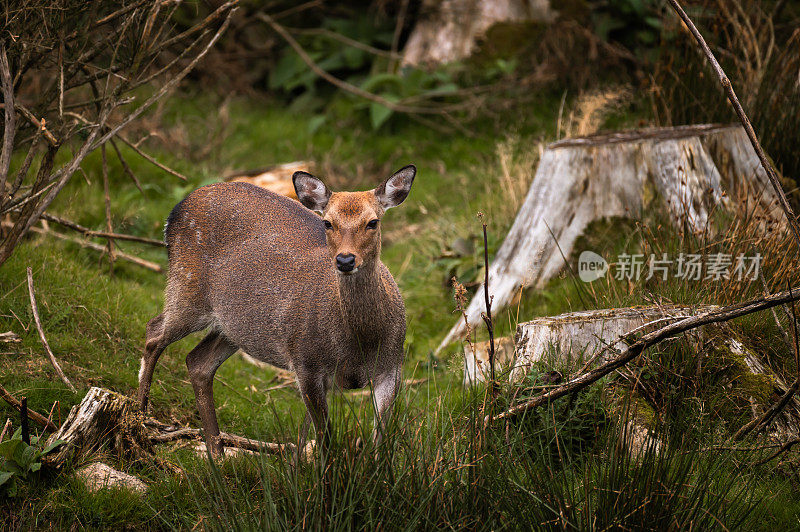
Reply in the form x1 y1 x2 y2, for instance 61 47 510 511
375 165 416 210
293 171 331 212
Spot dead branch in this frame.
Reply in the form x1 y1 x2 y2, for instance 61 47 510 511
5 222 164 272
0 384 58 431
13 104 59 147
756 437 800 465
0 2 235 268
114 133 188 181
0 418 11 442
486 286 800 426
732 379 800 441
667 0 800 250
39 212 165 247
148 425 296 455
27 267 77 393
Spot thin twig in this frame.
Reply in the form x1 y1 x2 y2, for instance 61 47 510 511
27 267 77 393
114 133 188 181
88 8 235 152
667 0 800 251
109 138 143 193
486 286 800 426
101 144 116 272
13 103 58 146
478 212 496 384
0 418 11 443
756 437 800 465
0 384 58 432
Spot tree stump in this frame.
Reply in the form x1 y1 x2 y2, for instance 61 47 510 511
489 305 800 440
438 124 783 352
402 0 553 66
45 387 152 466
511 305 714 382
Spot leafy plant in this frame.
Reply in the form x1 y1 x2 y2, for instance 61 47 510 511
0 429 63 497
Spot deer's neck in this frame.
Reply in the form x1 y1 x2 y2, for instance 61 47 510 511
336 262 387 340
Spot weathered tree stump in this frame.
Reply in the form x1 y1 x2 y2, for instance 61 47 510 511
45 387 152 466
402 0 553 66
512 305 717 382
439 124 783 352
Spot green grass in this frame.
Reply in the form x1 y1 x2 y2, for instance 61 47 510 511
2 90 800 528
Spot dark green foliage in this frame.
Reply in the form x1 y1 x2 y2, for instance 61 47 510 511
0 429 63 498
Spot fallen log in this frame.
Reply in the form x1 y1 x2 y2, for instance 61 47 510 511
511 305 714 382
438 124 783 352
224 161 309 200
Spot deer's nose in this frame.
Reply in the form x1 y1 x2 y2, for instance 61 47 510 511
336 253 356 272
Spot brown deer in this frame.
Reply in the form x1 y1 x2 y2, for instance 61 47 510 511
136 165 416 456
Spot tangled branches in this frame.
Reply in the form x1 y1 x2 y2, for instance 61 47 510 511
0 0 236 267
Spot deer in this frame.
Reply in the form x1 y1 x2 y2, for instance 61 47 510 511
136 165 416 457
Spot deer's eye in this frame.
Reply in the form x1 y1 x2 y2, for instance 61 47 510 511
366 219 379 230
323 220 333 230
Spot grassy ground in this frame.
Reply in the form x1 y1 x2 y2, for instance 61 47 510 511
2 91 800 529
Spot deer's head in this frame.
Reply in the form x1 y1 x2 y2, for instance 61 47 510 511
293 165 416 275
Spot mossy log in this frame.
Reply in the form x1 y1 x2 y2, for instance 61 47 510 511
439 124 783 352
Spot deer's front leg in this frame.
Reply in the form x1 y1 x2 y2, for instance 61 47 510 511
372 365 402 444
297 373 331 458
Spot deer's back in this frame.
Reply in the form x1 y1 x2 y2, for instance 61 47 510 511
164 182 362 368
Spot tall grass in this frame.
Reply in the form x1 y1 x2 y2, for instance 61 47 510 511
179 374 790 531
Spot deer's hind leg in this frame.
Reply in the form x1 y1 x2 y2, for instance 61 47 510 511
186 330 238 457
138 303 210 411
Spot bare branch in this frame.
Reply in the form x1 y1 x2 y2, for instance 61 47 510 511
258 12 466 115
39 212 165 247
27 267 77 393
